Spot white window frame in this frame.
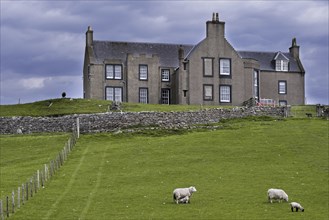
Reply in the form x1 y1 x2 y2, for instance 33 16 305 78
203 84 213 101
161 89 170 104
139 88 148 104
106 87 122 102
220 85 231 103
139 65 148 80
161 69 170 82
276 60 289 71
219 59 231 76
106 64 122 79
278 81 287 94
203 58 213 77
253 70 259 100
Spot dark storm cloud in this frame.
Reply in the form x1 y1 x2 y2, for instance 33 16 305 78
1 0 328 105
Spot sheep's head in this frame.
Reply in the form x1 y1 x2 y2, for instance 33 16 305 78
189 186 197 193
284 196 288 202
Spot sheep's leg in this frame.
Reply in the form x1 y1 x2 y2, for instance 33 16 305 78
291 207 294 212
296 208 299 212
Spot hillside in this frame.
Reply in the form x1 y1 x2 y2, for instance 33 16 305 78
0 98 317 117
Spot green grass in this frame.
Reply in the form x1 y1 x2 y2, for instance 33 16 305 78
0 133 70 198
0 99 111 117
0 98 230 117
290 105 317 118
2 118 327 219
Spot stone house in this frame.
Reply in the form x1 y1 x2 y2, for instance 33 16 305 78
83 13 305 106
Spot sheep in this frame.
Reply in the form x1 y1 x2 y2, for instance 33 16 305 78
177 196 190 204
267 188 288 203
290 202 304 212
173 186 197 204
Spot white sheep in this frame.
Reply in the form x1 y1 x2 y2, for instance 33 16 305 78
267 188 288 203
290 202 304 212
173 186 197 204
178 196 190 204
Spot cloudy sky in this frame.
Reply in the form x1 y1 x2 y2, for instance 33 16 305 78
1 0 328 105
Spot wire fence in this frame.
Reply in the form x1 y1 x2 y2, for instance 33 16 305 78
0 119 80 219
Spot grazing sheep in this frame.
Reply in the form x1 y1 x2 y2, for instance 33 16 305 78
290 202 304 212
267 188 288 203
173 186 197 204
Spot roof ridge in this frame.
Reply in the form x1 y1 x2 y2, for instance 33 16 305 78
93 40 194 47
238 50 290 54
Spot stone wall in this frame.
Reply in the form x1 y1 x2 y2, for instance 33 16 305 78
0 106 287 135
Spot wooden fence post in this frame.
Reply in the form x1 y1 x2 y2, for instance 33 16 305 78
26 182 28 201
77 117 80 138
49 161 53 177
6 196 9 217
30 179 33 198
11 190 15 214
0 199 4 220
22 183 25 205
34 174 37 194
37 170 40 189
45 164 49 181
17 187 20 209
41 171 44 188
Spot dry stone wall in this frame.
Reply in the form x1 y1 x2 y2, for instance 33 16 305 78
0 106 287 134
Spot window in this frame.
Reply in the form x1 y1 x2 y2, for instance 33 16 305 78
275 60 289 71
278 81 287 94
220 85 231 103
106 87 122 102
219 58 231 76
106 64 122 79
203 85 213 101
279 100 287 106
203 58 213 77
139 65 148 80
253 70 259 100
161 89 170 104
161 69 170 82
139 88 148 104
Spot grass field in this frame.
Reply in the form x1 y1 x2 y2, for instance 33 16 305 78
0 98 229 117
0 133 70 198
1 118 328 219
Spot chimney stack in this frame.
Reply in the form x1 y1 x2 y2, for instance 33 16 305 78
178 45 184 60
289 37 300 59
86 26 93 47
206 12 225 38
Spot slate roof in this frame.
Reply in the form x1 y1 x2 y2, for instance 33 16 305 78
92 41 194 67
237 51 301 72
90 41 302 72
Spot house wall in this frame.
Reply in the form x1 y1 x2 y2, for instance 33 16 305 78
83 48 91 99
186 20 245 106
89 64 105 100
260 71 305 105
126 54 160 103
243 59 261 101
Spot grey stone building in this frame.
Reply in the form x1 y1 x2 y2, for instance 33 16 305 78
83 13 305 106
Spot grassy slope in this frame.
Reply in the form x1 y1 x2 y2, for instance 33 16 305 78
0 99 111 117
6 119 328 220
0 134 69 198
0 98 320 118
0 98 229 117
